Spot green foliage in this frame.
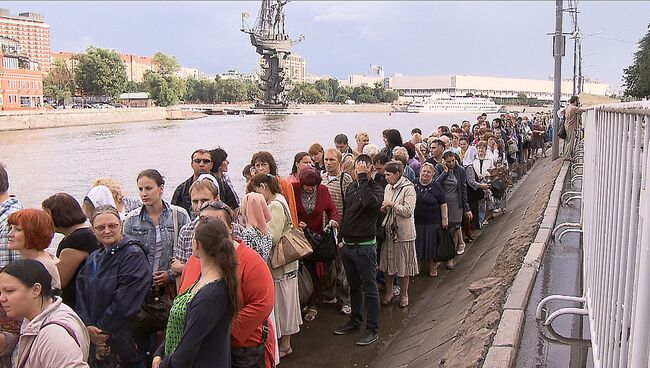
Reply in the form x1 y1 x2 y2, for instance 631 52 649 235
144 71 186 107
286 78 396 104
74 47 128 98
143 52 184 106
43 58 74 105
183 77 262 104
124 80 145 93
152 52 180 76
623 24 650 99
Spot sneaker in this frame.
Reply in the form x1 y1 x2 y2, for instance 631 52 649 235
341 304 352 315
392 285 401 296
356 331 379 346
457 243 466 255
333 322 360 335
323 297 338 304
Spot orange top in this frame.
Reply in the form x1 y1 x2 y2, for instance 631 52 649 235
278 176 299 227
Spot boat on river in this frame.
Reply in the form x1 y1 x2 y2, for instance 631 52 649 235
406 93 501 113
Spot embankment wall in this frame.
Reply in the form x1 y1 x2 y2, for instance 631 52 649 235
0 108 168 132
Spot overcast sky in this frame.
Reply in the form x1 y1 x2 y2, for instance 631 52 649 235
4 1 648 89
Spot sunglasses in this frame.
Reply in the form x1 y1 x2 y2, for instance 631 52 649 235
193 159 212 164
199 201 234 222
94 223 120 232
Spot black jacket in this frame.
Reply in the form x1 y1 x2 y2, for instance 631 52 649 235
340 173 384 244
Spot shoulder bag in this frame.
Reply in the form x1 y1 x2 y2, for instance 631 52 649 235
304 226 337 262
557 117 567 139
270 200 313 269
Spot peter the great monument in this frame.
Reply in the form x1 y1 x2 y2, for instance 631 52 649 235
241 0 303 110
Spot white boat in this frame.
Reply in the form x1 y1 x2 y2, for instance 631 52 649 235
406 93 501 113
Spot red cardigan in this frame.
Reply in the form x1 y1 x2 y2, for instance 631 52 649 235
292 182 340 233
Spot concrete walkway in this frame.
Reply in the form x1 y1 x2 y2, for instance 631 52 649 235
281 157 557 368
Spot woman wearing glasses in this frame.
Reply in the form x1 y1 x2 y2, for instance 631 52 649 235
250 174 302 359
75 205 152 368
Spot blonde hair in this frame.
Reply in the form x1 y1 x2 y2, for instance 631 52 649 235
92 177 124 205
355 131 369 141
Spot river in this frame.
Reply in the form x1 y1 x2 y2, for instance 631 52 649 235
0 111 500 208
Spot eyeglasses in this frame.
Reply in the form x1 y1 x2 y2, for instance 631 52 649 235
94 223 120 232
193 159 212 164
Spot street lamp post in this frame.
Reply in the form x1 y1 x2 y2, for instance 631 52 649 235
551 0 564 160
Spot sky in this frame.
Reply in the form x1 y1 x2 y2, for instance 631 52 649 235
3 1 649 90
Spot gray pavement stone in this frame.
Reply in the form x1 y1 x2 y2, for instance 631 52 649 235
503 265 536 311
523 242 546 268
483 346 516 368
533 228 552 245
492 309 525 348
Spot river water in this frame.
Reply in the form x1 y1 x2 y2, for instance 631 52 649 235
0 112 499 208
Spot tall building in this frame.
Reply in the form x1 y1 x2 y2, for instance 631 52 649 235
119 53 153 83
0 36 43 110
0 9 50 72
285 53 305 83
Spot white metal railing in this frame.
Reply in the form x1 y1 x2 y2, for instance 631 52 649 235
537 101 650 368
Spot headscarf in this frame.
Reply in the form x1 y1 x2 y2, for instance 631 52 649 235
240 192 271 235
463 145 478 166
85 185 117 209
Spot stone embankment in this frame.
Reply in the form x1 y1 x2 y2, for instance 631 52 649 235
0 108 174 131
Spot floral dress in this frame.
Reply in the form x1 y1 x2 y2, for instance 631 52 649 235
240 227 273 263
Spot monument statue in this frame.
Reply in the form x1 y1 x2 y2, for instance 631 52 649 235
241 0 303 107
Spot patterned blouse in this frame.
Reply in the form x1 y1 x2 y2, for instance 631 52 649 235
165 280 198 355
240 227 273 263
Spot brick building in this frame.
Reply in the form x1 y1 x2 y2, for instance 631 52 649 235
0 36 43 110
0 9 50 72
52 51 154 83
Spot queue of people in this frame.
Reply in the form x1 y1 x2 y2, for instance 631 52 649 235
0 110 551 367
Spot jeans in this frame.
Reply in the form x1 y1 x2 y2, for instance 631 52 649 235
340 244 380 333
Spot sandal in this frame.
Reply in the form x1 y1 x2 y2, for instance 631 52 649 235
429 268 438 277
279 346 293 358
304 307 318 322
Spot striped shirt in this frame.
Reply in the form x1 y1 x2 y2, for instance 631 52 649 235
0 196 23 269
325 172 353 218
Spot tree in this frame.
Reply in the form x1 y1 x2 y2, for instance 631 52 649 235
144 70 186 107
43 58 74 105
152 52 180 75
623 23 650 99
358 93 379 104
124 80 145 93
74 47 128 98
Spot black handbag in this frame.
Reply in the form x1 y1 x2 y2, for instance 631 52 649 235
129 286 170 342
467 185 485 203
558 118 567 139
304 227 337 262
434 228 456 262
489 178 506 200
231 320 268 368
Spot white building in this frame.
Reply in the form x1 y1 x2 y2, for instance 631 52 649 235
347 64 385 87
386 74 609 102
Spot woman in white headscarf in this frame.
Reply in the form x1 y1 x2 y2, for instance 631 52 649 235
81 185 117 220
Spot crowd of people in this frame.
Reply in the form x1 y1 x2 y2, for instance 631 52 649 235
0 110 554 368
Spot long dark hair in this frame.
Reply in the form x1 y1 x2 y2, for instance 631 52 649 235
194 217 239 319
290 152 310 175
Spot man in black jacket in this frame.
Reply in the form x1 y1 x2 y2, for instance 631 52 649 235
171 149 239 218
333 154 384 346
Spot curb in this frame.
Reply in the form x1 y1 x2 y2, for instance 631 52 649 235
483 160 571 368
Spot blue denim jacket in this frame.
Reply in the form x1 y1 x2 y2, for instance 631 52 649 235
123 200 190 272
